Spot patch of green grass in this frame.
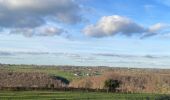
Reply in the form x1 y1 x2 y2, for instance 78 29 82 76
0 91 162 100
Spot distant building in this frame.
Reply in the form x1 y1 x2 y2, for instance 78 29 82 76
74 73 78 76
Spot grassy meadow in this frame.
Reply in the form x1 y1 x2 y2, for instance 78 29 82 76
0 91 162 100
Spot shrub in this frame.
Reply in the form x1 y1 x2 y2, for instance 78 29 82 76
104 79 121 92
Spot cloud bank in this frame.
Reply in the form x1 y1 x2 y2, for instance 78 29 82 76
83 15 168 38
0 0 82 37
0 0 82 28
0 1 169 39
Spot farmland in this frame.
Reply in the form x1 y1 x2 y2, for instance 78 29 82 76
0 64 170 100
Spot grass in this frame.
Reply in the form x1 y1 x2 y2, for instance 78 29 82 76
0 91 162 100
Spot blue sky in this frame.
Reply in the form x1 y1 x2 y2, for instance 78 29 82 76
0 0 170 68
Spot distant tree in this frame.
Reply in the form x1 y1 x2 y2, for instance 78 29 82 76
104 79 121 92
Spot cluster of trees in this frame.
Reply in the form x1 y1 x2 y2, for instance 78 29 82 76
0 71 122 93
1 66 170 94
70 71 170 93
0 71 68 89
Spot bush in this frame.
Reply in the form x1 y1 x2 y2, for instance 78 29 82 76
104 79 121 92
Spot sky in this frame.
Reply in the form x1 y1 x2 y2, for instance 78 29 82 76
0 0 170 68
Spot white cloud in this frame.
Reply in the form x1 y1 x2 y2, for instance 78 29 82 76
141 23 169 39
10 26 65 37
83 15 169 38
149 23 168 33
36 26 65 36
83 15 146 38
0 0 82 28
0 0 82 37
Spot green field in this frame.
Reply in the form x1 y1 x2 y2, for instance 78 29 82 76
0 91 163 100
